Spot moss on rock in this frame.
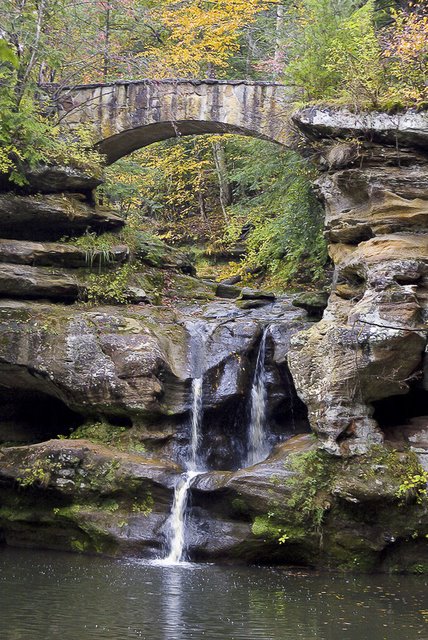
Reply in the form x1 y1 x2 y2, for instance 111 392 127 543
249 444 428 572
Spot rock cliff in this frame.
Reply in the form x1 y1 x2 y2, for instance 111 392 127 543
0 110 427 572
289 108 428 459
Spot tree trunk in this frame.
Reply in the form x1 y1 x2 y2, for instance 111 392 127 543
15 0 47 105
212 141 231 223
198 186 208 222
274 4 284 76
103 6 111 82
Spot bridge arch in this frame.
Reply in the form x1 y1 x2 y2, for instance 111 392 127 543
56 79 291 164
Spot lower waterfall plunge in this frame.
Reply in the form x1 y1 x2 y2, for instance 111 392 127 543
162 376 204 563
162 470 200 564
246 326 271 466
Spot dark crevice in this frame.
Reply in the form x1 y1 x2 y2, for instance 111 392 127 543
0 388 84 445
105 414 133 428
372 386 428 429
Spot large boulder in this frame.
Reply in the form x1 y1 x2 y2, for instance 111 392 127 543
0 264 80 301
0 238 129 268
189 436 428 569
0 302 190 425
0 439 179 556
21 164 103 194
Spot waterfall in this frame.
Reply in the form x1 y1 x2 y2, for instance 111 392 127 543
246 326 271 466
161 323 208 564
188 377 203 471
163 470 200 564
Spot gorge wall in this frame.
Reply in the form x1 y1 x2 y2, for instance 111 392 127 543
289 108 428 460
0 108 426 572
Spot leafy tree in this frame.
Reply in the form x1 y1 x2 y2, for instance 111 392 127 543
326 0 385 107
381 1 427 107
144 0 277 78
222 139 327 287
267 0 427 107
0 2 104 182
275 0 360 101
101 135 327 288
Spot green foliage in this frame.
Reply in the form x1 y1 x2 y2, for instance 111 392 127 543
0 3 103 185
396 470 428 505
101 499 120 513
223 141 327 288
326 1 385 107
101 135 225 224
85 263 137 305
0 65 103 184
0 101 103 185
282 449 335 531
252 449 336 547
17 458 61 488
72 231 118 270
280 0 360 102
69 421 127 447
131 493 154 516
68 420 147 455
281 0 427 109
101 136 328 291
70 538 88 553
0 39 18 67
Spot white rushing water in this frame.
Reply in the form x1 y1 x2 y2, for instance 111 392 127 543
161 323 208 564
162 375 203 563
246 326 271 466
188 377 203 472
162 470 200 564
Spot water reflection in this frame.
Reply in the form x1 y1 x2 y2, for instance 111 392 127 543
0 547 427 640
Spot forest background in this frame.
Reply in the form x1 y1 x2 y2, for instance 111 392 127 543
0 0 426 289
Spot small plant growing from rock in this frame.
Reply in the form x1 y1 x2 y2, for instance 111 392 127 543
131 493 154 516
85 263 137 305
396 470 428 505
17 459 61 488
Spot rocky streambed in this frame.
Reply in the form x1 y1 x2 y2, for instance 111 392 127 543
0 108 427 573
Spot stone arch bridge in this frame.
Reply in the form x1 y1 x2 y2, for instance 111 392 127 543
54 79 291 164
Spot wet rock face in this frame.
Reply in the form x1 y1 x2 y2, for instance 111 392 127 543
1 110 427 570
0 297 310 464
175 300 311 470
1 434 425 572
0 303 190 424
289 110 428 456
0 440 178 557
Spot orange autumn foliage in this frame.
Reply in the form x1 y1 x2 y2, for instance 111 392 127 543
382 1 428 106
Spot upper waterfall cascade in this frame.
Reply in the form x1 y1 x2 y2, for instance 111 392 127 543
246 326 271 467
161 312 293 563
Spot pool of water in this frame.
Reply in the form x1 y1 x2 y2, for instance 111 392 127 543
0 547 427 640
